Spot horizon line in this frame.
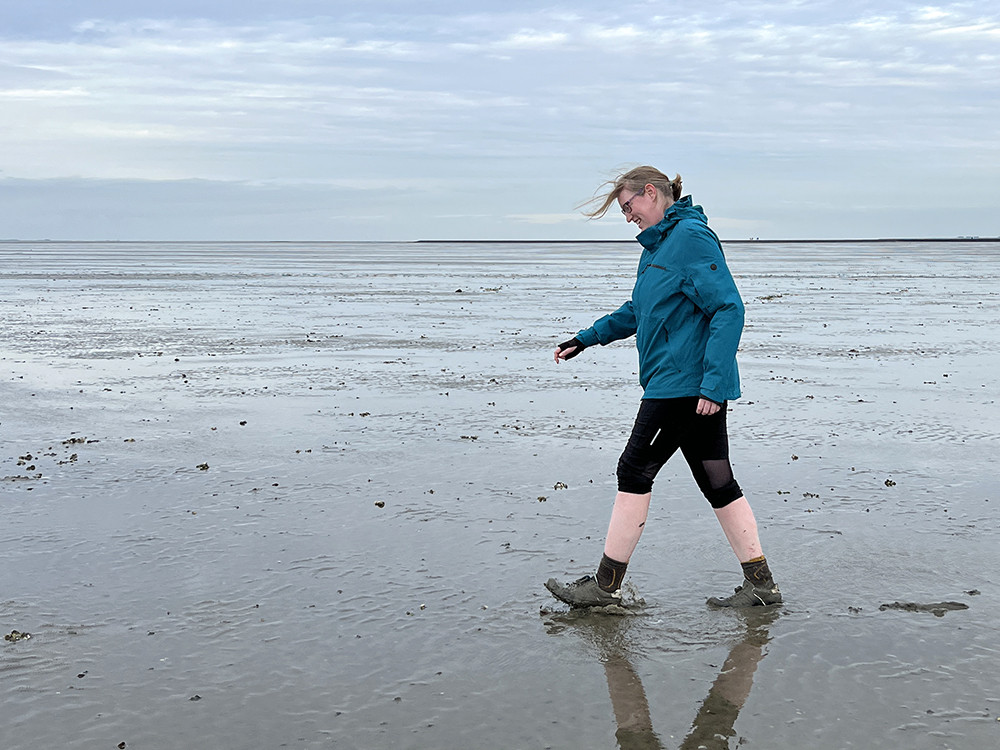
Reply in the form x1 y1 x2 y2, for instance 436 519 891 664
417 237 1000 244
1 236 997 244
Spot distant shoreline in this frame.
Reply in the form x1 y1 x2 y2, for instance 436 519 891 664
417 237 1000 244
2 237 997 244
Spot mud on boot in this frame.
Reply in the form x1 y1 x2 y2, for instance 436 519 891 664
707 578 782 608
545 575 622 608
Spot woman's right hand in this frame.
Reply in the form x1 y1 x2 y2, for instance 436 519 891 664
695 397 722 416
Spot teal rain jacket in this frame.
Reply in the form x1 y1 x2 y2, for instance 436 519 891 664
575 196 744 403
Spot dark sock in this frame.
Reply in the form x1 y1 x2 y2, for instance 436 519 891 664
741 556 773 585
596 554 628 592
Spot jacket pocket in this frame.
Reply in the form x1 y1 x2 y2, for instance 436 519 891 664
659 323 682 373
636 319 681 386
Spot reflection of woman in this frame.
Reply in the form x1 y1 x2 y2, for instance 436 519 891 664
546 606 779 750
545 166 781 608
603 652 666 750
678 609 779 749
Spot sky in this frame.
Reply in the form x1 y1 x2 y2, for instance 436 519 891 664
1 1 998 241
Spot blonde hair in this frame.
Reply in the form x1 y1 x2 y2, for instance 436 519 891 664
579 166 683 219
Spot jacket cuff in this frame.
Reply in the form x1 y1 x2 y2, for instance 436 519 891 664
575 328 601 347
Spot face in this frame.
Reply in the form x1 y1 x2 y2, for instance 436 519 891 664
618 185 671 230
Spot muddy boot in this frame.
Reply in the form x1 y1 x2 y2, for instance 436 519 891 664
707 579 782 608
545 575 622 608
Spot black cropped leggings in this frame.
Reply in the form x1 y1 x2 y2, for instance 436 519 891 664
616 397 744 509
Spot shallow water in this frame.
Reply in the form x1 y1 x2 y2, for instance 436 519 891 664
2 239 999 749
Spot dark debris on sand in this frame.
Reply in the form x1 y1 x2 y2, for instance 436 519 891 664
879 601 970 617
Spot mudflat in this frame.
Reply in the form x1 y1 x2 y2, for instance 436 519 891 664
2 240 998 749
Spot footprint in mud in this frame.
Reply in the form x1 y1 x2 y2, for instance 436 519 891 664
542 603 639 619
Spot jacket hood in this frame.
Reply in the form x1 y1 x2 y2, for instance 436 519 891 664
636 195 708 249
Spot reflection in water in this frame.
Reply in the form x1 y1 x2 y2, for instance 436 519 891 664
603 652 665 750
676 609 778 750
545 608 779 750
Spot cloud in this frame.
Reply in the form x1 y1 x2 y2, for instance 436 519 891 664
1 2 998 238
499 30 570 49
505 213 585 225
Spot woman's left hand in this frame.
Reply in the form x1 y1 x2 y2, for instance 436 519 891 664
696 398 721 416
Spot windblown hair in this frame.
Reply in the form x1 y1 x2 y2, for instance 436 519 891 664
579 166 683 219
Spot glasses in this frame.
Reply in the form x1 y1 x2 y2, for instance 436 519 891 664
620 190 645 216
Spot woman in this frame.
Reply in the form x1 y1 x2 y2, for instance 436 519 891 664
545 166 781 608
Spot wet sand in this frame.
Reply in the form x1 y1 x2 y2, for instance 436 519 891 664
2 240 999 749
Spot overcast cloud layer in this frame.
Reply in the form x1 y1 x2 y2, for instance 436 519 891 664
2 1 998 240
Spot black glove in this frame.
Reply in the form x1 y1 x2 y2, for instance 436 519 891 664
557 337 586 360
